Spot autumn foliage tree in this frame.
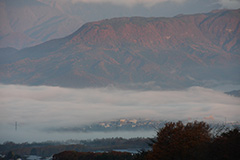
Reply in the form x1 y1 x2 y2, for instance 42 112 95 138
147 121 211 160
210 128 240 160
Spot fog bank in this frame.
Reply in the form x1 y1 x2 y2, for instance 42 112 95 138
0 84 239 142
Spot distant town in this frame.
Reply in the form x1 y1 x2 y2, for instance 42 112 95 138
51 118 240 133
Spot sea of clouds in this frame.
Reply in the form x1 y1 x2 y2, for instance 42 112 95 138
0 84 239 142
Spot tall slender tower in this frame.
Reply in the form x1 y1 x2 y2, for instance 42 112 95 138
15 121 17 131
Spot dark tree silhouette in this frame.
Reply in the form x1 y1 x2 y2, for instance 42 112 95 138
52 151 133 160
133 150 148 160
210 128 240 160
147 121 211 160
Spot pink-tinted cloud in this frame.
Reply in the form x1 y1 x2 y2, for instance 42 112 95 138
69 0 240 8
70 0 187 7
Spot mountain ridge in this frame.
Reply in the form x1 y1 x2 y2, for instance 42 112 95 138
1 9 240 89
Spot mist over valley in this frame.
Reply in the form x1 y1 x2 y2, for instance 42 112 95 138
0 2 240 159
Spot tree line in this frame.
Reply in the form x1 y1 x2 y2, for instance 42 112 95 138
53 121 240 160
1 121 239 160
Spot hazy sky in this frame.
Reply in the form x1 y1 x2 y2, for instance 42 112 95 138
0 84 239 142
70 0 240 8
58 0 240 22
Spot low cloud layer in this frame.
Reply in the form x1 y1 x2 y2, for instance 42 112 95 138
217 0 240 9
69 0 240 8
0 84 239 142
71 0 187 7
0 84 239 126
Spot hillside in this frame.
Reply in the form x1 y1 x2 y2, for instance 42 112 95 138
0 9 240 89
0 0 83 49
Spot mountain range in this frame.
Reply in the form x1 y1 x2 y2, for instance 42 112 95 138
0 9 240 89
0 0 83 49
